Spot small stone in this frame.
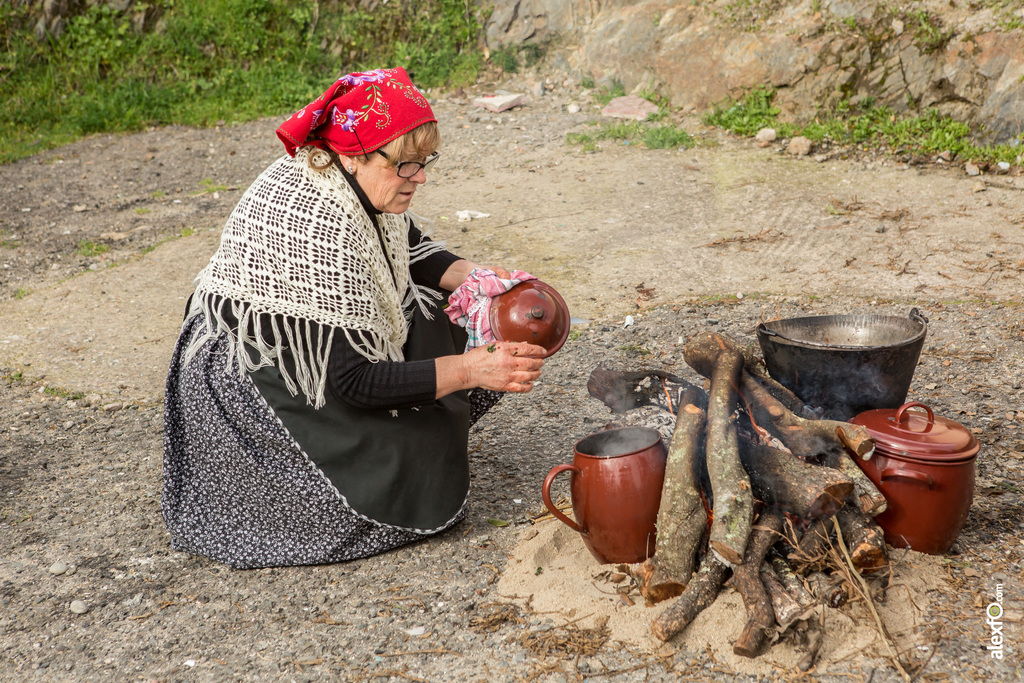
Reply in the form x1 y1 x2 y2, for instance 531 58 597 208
965 162 981 176
997 161 1010 172
84 393 102 407
755 127 777 143
566 103 580 114
787 136 813 156
101 402 123 412
473 94 526 113
600 95 659 121
937 150 953 162
531 81 545 97
63 420 74 430
49 561 68 576
973 181 986 193
72 204 88 212
69 600 89 615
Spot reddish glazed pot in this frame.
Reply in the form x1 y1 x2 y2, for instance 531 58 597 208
542 427 667 564
850 402 980 555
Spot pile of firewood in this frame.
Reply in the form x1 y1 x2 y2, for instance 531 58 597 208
593 331 894 669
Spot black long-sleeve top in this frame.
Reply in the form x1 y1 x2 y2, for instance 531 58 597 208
203 160 464 412
325 166 461 409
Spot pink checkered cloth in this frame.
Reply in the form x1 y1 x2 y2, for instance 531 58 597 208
446 268 537 350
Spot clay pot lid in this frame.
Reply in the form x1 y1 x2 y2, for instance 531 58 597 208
488 280 570 358
850 401 980 462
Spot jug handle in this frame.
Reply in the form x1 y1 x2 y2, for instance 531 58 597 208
542 464 584 533
881 467 934 489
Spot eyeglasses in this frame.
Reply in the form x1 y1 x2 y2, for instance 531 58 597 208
376 149 440 178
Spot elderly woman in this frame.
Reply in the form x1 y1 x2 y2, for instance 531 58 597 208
162 68 546 569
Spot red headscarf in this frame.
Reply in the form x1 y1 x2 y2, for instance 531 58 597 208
276 67 436 158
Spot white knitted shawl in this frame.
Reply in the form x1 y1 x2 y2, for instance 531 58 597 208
183 147 447 408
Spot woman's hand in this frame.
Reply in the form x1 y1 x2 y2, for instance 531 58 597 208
439 260 512 290
464 341 546 393
434 342 546 398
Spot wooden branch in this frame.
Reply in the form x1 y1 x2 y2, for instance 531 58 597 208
769 555 815 608
634 404 707 604
651 553 729 642
787 519 833 574
836 507 889 574
705 344 753 566
683 331 874 461
732 510 783 658
759 564 806 632
739 345 806 414
823 451 888 516
739 376 875 461
738 437 853 521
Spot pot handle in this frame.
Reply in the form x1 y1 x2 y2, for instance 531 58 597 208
894 402 935 430
542 464 584 534
881 467 935 489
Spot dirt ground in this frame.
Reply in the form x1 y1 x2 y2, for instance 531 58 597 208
1 75 1022 681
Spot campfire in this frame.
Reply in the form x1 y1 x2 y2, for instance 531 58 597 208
584 330 908 675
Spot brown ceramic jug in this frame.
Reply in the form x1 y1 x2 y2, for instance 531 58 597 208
541 426 667 564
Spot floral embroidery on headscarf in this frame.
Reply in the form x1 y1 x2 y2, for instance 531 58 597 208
276 67 436 158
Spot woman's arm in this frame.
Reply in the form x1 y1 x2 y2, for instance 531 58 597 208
328 332 546 408
439 259 512 291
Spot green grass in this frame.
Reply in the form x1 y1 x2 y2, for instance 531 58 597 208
13 286 29 299
44 386 85 401
567 119 695 151
192 178 228 195
76 239 109 257
0 0 485 164
703 86 1022 163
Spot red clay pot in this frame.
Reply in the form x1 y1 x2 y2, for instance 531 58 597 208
541 427 666 564
850 402 980 554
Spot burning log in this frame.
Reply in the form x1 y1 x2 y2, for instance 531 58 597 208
739 346 806 414
835 507 889 574
739 438 854 521
739 376 874 461
634 404 708 604
586 364 704 414
705 345 753 566
731 509 784 658
683 332 874 462
651 553 729 642
823 451 887 516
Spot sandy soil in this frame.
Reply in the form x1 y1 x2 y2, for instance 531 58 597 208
1 76 1022 681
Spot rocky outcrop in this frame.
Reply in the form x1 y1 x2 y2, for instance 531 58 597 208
485 0 1024 143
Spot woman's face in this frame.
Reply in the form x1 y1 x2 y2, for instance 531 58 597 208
351 150 429 215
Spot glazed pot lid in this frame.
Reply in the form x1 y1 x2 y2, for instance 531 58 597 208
850 401 980 462
488 280 571 358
